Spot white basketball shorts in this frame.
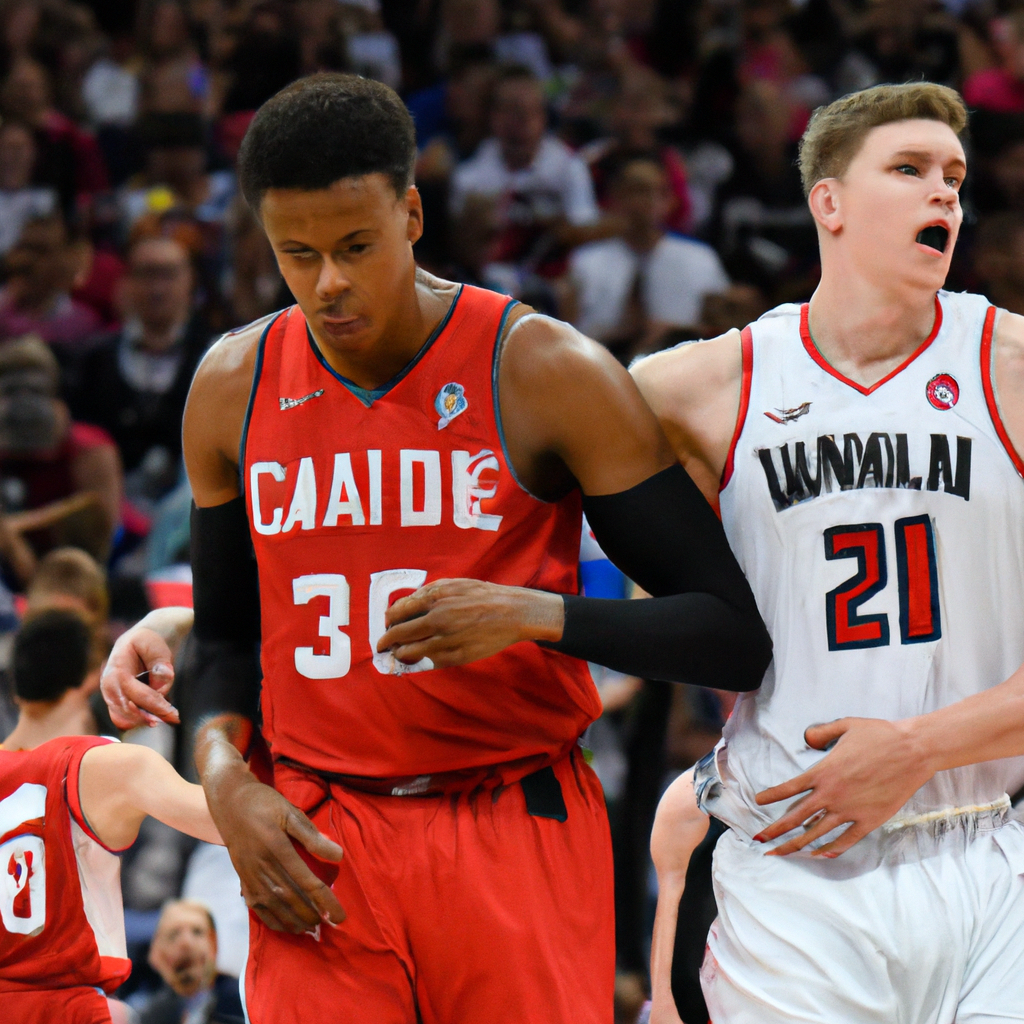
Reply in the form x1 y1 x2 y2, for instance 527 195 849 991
701 820 1024 1023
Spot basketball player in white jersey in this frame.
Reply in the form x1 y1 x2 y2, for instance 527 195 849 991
630 81 1024 1022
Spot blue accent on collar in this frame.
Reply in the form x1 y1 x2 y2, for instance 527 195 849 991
306 285 464 407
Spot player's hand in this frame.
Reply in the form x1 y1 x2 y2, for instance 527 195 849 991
207 766 346 934
752 717 933 857
100 626 179 729
377 578 564 667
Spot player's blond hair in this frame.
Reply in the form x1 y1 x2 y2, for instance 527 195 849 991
798 83 967 197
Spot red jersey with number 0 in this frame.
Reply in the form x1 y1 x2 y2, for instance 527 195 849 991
241 284 599 777
0 736 131 998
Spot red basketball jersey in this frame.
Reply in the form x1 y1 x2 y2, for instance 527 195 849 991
242 284 600 777
0 736 131 996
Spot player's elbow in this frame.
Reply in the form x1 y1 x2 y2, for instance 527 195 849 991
717 618 772 693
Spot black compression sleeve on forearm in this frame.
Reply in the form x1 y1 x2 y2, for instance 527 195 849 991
190 498 261 719
550 465 772 691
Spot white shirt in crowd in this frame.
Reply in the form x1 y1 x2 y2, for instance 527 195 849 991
450 135 600 227
0 187 55 256
569 234 730 342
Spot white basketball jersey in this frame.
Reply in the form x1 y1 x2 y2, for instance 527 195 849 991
708 290 1024 842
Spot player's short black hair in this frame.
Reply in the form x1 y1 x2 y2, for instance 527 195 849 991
13 609 91 703
237 72 416 214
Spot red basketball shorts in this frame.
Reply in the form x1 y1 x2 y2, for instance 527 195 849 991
242 748 615 1024
2 986 112 1023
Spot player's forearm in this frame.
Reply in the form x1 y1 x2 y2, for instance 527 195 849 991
195 714 268 835
132 607 194 657
902 661 1024 775
135 748 224 845
549 465 773 690
552 593 768 689
196 713 254 776
649 875 686 1024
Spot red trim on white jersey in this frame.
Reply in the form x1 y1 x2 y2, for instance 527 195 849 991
980 304 1024 478
799 295 943 396
720 325 753 491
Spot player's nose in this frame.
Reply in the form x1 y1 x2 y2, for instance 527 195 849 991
315 258 352 300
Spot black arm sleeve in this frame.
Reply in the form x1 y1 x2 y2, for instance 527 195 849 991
189 498 262 721
549 465 772 691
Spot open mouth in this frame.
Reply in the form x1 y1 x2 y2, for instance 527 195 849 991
916 225 949 253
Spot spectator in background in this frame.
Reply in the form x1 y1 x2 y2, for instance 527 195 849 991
963 13 1024 114
450 65 603 283
565 157 728 359
696 282 769 339
67 236 209 505
0 213 101 350
0 336 122 563
711 78 816 301
0 55 109 218
979 132 1024 215
25 545 111 675
121 113 234 235
411 46 497 168
582 71 693 235
138 0 209 116
843 0 959 92
974 211 1024 316
141 900 244 1024
0 120 57 258
218 1 303 123
413 48 498 269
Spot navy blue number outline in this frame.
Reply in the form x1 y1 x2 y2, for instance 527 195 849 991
824 523 890 651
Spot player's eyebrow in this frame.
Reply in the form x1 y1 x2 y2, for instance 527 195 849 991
278 229 375 248
891 148 967 174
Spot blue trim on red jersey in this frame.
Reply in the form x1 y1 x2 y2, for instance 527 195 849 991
492 301 562 503
304 285 464 407
237 310 281 494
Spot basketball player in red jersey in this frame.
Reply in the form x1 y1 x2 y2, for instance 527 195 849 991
1 607 222 1024
100 74 771 1023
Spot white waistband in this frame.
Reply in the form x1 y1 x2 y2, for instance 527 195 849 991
880 795 1011 835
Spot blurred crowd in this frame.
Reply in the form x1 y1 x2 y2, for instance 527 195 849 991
0 0 1023 1020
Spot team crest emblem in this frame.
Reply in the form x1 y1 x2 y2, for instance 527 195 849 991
764 402 812 424
926 373 959 410
435 382 467 429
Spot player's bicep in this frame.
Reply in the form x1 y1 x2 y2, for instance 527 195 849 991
133 758 223 846
116 744 222 846
183 330 260 506
631 330 743 499
501 318 675 495
78 744 148 850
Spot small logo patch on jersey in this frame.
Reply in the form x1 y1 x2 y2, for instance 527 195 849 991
764 402 812 424
926 373 959 410
279 389 324 411
435 382 467 429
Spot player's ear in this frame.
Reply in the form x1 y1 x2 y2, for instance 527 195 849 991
808 178 842 235
404 186 423 246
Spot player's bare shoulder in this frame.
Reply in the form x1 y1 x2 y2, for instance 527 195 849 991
497 310 672 496
993 308 1024 461
185 309 287 502
631 330 744 498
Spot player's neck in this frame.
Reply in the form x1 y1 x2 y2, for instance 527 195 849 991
808 271 939 390
4 692 96 751
311 270 456 391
